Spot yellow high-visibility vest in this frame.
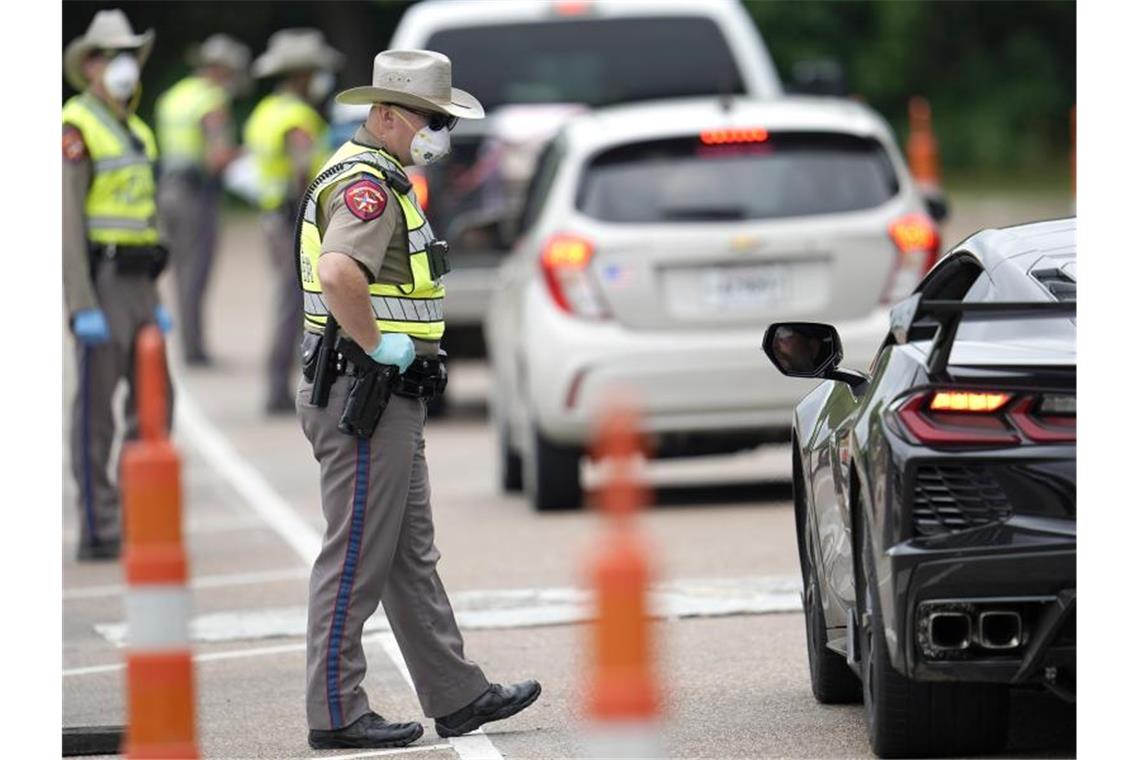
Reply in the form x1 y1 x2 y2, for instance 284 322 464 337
297 141 445 342
155 75 228 170
242 91 328 211
61 93 159 246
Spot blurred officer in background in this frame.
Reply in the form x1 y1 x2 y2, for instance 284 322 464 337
244 29 341 413
156 33 250 366
62 9 173 561
296 50 540 750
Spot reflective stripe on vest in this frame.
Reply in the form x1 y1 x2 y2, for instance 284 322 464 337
155 76 228 169
297 142 446 342
62 94 159 246
242 92 328 211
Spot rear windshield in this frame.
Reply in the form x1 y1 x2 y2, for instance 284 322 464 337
424 17 745 111
577 133 899 223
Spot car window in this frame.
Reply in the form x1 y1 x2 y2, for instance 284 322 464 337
424 17 745 111
576 133 898 223
517 137 564 237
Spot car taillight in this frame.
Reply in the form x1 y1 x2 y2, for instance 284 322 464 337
539 234 608 318
407 170 429 211
882 213 940 304
699 128 770 145
889 389 1075 446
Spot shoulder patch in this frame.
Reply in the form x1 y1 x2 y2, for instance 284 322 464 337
343 178 388 221
62 126 87 163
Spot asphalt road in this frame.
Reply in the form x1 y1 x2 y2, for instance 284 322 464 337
63 193 1076 759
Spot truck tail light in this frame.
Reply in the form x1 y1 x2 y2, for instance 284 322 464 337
407 169 429 212
882 213 940 304
539 234 609 318
889 389 1076 447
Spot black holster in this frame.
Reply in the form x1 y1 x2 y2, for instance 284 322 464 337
335 339 397 439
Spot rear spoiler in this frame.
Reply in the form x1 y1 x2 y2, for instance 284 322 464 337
888 293 1076 377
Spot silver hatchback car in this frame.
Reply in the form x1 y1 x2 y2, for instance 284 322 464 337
484 96 943 511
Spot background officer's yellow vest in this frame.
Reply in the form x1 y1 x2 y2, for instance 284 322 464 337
61 93 159 246
243 91 328 211
297 143 446 342
155 75 227 170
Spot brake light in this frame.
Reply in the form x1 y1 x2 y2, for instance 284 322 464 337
699 128 770 145
882 213 941 304
890 389 1075 446
929 392 1011 413
554 0 591 15
409 172 429 212
540 234 608 318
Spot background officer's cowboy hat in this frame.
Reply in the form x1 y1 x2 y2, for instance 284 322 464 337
336 50 485 120
189 33 250 73
252 28 343 79
63 8 154 91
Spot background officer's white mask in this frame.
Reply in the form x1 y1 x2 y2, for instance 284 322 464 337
394 108 451 166
103 53 140 101
308 70 335 103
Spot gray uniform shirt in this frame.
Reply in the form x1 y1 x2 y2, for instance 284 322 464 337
62 122 98 317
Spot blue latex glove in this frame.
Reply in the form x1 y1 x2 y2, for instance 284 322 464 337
369 333 415 374
154 304 174 335
72 308 110 345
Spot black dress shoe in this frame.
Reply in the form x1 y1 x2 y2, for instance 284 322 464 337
77 539 120 562
435 680 542 738
308 712 424 750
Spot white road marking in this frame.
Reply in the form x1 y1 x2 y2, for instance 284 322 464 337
377 634 501 760
310 744 453 759
93 576 803 645
172 385 502 760
174 390 322 564
64 639 313 677
65 566 310 601
312 747 453 756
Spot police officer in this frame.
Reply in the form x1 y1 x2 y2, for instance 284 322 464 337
244 29 340 413
156 34 250 366
62 9 173 560
296 50 540 749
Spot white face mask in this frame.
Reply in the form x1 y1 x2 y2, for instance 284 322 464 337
394 107 451 166
308 70 335 103
103 53 140 101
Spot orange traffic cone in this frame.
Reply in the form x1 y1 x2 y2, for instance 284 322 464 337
120 326 199 759
583 399 662 757
907 96 942 195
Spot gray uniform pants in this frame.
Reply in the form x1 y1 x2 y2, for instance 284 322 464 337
262 207 301 405
159 173 220 361
297 374 488 730
70 264 173 546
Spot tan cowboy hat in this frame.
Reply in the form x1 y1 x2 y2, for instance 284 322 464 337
252 29 343 79
188 34 250 73
63 8 154 91
336 50 484 120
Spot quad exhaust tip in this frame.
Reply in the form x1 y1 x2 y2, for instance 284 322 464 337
928 611 971 651
977 610 1022 649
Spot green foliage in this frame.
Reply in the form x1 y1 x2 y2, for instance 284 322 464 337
744 0 1075 173
64 1 1073 175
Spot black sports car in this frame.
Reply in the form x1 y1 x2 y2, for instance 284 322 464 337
762 218 1076 757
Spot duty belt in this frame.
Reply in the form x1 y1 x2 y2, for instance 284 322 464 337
88 242 169 278
302 333 447 400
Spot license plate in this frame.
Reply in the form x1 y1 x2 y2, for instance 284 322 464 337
697 264 787 311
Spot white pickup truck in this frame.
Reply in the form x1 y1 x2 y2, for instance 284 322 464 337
384 0 783 355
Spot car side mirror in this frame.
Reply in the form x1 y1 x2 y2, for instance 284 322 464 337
923 192 950 223
762 322 868 391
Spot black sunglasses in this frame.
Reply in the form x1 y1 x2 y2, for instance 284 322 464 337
388 104 458 132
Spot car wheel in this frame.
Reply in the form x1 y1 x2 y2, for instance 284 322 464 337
795 457 861 704
525 423 582 511
856 495 1008 758
497 414 523 493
